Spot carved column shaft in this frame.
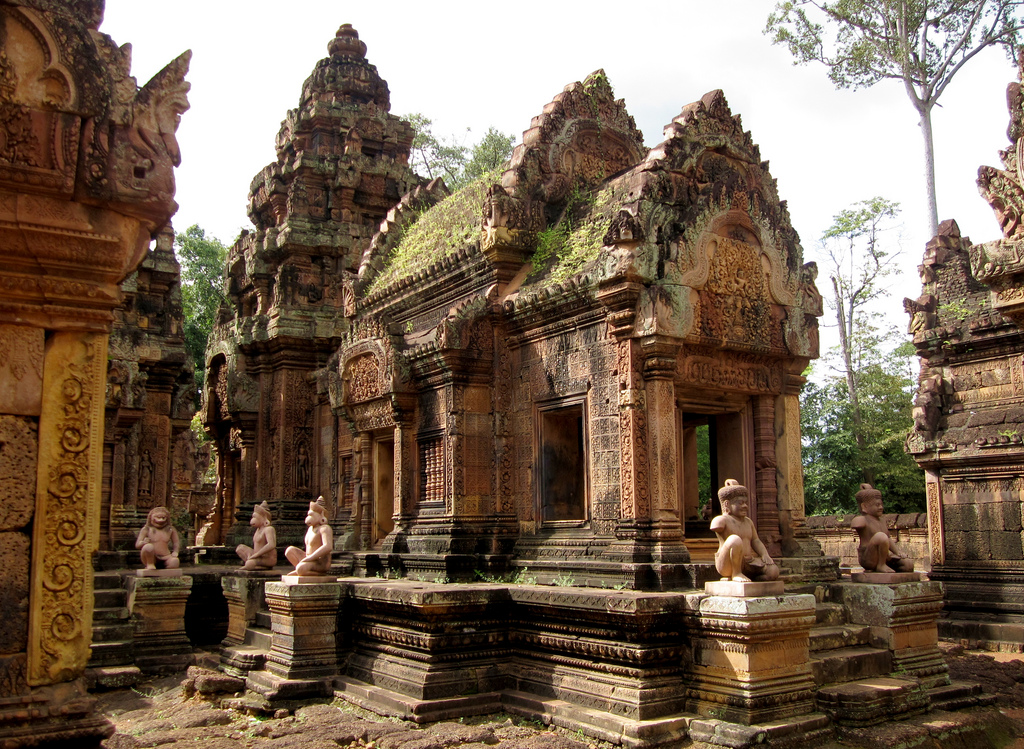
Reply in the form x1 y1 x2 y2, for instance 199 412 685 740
240 428 257 513
28 332 107 686
925 471 944 567
394 418 413 518
617 340 650 523
774 384 809 544
752 395 780 550
358 436 372 550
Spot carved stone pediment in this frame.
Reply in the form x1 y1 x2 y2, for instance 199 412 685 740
501 70 645 204
340 338 395 406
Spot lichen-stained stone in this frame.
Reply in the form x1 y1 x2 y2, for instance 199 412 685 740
0 326 43 416
0 415 37 530
0 654 27 698
0 532 30 655
834 581 948 688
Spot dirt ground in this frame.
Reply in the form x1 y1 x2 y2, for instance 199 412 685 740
95 647 1024 749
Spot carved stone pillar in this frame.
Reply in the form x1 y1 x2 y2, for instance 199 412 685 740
616 339 650 526
394 416 413 519
239 425 258 514
685 593 817 724
604 337 690 587
358 436 372 550
924 470 944 567
28 332 108 685
752 395 780 555
0 2 188 742
641 337 689 563
247 580 343 699
774 373 823 562
126 575 193 674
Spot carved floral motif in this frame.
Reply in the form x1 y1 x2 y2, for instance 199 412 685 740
347 354 381 403
28 333 105 685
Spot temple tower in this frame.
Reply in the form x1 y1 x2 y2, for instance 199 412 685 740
202 25 422 547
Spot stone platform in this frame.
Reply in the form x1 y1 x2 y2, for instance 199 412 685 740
209 576 990 748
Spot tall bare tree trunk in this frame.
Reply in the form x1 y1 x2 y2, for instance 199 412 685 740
920 104 939 238
832 275 875 485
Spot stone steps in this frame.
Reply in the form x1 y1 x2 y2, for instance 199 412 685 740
810 646 892 686
814 602 846 627
816 676 928 726
91 618 133 642
92 606 129 623
94 588 127 609
88 571 137 678
927 680 998 711
809 625 872 652
220 645 267 679
88 639 134 667
255 610 272 629
93 571 124 589
243 625 272 651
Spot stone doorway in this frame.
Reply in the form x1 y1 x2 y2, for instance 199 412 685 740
680 403 755 556
373 438 395 547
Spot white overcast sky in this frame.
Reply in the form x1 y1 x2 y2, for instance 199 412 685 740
102 0 1017 356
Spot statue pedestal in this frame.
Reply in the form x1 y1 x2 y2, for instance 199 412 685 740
685 593 817 724
126 575 193 674
835 580 948 688
704 580 785 597
850 571 922 584
246 580 343 700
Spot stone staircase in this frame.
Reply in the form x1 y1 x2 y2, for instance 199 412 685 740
804 586 994 727
85 571 141 688
221 608 272 678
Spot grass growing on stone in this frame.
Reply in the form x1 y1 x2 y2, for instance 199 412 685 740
528 181 625 287
367 171 498 295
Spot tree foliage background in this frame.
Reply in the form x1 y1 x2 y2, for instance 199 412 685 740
404 114 515 191
175 224 226 402
766 0 1024 237
802 334 924 515
801 198 925 515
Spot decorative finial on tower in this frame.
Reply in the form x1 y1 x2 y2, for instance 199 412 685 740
328 24 367 59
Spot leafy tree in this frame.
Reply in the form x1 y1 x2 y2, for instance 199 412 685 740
801 197 925 514
403 114 515 191
404 113 469 187
175 224 226 400
820 196 901 484
460 127 516 187
802 336 925 515
766 1 1024 237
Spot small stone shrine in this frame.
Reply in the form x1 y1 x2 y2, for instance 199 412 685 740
906 55 1024 650
205 25 830 588
0 0 189 743
201 24 422 552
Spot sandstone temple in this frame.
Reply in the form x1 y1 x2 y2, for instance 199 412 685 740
2 3 1024 749
202 24 826 588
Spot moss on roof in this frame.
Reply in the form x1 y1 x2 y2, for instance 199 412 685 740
526 181 626 287
366 171 496 295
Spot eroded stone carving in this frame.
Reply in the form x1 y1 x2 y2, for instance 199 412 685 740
136 506 180 570
852 484 914 574
711 479 780 583
236 501 277 570
0 416 36 531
